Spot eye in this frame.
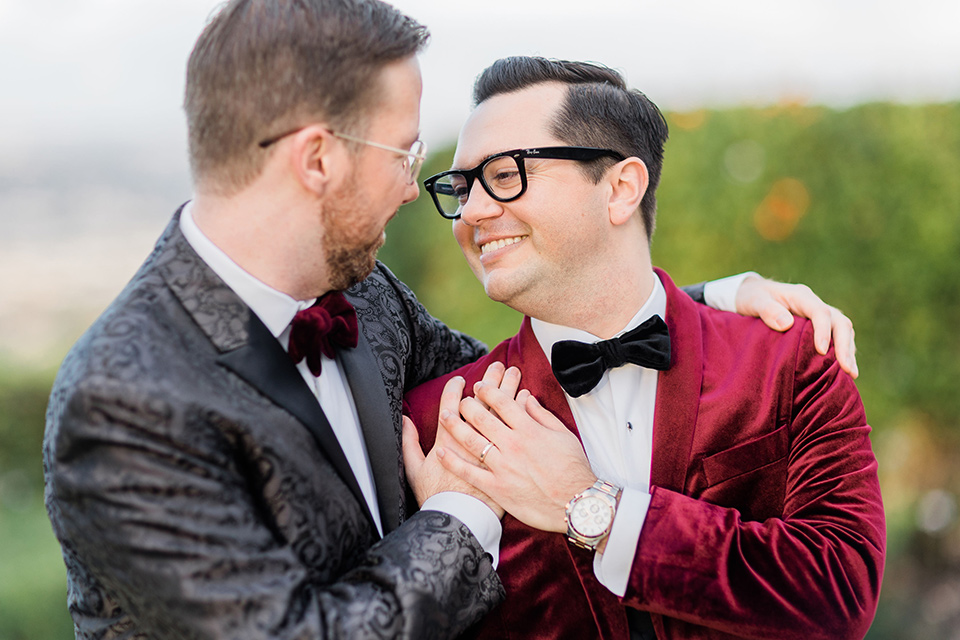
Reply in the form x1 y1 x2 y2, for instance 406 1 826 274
491 168 519 184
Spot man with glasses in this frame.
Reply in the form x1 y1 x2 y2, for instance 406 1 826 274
44 2 501 638
43 1 857 638
405 57 883 639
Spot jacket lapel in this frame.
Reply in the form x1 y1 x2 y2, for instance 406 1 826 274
650 268 704 493
156 213 374 527
338 329 401 535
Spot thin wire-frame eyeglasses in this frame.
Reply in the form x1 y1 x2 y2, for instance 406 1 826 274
258 127 427 184
422 146 626 219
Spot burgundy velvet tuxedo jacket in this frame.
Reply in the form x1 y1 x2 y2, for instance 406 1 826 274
404 269 885 640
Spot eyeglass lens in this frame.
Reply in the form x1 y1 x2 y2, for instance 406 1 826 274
407 141 426 184
431 155 523 216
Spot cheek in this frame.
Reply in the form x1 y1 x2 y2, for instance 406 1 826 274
452 220 474 254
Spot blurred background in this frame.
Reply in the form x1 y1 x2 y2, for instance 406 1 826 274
1 0 958 637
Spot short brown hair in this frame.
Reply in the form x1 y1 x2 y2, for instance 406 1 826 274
473 57 668 240
184 0 428 193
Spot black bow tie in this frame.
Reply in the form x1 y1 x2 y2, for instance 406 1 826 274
551 315 671 398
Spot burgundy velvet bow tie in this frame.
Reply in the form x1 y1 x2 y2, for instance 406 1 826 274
551 314 671 398
288 291 358 376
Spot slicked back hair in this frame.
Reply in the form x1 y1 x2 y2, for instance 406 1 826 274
184 0 428 194
473 57 668 240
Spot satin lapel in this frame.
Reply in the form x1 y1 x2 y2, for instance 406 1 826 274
650 268 704 493
216 315 373 527
157 215 372 525
338 329 400 535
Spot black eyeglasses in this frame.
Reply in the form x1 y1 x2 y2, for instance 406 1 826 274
422 146 626 219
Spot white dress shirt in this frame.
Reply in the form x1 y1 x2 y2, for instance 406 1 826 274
531 272 746 596
179 203 501 562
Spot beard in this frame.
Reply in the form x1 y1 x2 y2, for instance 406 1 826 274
321 171 390 291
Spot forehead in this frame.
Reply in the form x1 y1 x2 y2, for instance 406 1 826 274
367 56 422 135
453 82 567 168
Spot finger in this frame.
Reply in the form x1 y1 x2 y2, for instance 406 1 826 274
831 313 859 379
439 375 466 419
774 285 832 354
516 389 531 410
757 300 795 332
496 366 522 399
437 446 496 494
466 384 527 436
440 407 499 464
401 416 425 470
480 361 506 388
435 416 476 460
806 305 834 355
524 394 575 433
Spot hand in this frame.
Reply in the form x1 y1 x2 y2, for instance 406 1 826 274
402 377 504 518
437 381 597 534
736 274 858 378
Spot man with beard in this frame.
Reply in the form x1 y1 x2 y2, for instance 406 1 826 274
43 2 504 638
44 2 857 639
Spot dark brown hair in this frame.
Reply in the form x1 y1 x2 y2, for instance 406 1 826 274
473 57 668 239
184 0 428 193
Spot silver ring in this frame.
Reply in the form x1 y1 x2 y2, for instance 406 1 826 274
478 441 495 465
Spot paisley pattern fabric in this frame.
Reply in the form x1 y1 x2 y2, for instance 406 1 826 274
43 207 501 640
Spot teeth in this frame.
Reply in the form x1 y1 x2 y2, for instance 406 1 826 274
481 236 525 254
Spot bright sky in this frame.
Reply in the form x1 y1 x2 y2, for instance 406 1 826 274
1 0 958 155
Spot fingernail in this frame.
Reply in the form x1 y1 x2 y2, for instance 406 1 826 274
437 448 445 459
440 409 451 420
474 381 486 390
777 313 791 329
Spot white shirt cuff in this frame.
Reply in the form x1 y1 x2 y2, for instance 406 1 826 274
593 487 651 597
702 271 758 313
421 492 502 568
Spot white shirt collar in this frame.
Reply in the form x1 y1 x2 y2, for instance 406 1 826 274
531 272 667 365
178 201 315 339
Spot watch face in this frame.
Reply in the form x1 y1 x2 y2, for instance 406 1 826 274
570 495 613 537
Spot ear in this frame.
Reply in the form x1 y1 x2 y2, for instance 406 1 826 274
288 125 343 196
606 158 648 227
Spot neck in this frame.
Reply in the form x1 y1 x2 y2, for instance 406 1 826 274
522 259 655 339
191 178 333 301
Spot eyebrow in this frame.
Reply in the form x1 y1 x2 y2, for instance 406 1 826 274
450 147 518 171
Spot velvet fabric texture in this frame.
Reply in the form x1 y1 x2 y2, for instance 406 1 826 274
404 269 885 640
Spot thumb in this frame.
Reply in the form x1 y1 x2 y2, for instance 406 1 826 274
401 416 426 470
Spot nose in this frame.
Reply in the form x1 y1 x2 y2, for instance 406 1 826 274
458 181 502 226
401 179 420 206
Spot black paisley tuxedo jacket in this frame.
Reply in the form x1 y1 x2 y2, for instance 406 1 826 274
43 206 504 640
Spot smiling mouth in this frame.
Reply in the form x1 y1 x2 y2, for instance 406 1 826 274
480 236 527 255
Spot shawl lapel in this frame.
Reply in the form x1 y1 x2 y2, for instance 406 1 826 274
155 211 375 529
338 328 401 535
649 268 704 494
510 319 630 639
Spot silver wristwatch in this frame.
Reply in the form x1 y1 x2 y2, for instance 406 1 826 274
564 479 622 551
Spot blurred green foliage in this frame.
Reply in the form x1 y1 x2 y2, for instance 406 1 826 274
0 369 73 640
3 101 958 638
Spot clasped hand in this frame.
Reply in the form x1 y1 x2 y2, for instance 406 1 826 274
403 362 596 533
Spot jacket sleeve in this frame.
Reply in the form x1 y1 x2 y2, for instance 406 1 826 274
621 322 884 640
44 374 504 640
